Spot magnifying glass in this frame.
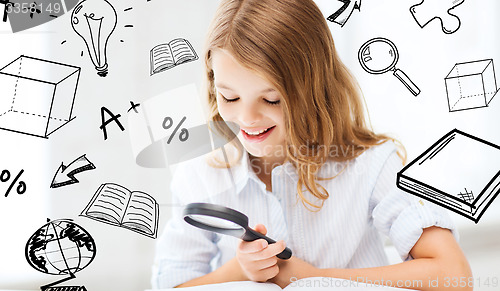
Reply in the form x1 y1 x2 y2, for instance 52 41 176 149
358 37 420 96
183 202 292 260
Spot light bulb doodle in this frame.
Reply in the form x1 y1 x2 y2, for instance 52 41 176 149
71 0 117 77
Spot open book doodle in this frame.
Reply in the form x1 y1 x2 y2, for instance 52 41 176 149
81 183 159 238
150 38 198 75
397 129 500 223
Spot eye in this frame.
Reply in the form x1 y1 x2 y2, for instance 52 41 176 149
219 93 239 103
264 99 281 106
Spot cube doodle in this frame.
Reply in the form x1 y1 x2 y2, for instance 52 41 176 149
0 56 80 138
445 59 498 112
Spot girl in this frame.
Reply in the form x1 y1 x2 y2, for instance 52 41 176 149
152 0 472 289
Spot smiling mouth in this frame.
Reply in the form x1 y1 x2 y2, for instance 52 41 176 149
242 126 276 136
241 125 276 143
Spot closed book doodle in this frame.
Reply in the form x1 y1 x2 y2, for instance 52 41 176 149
397 129 500 222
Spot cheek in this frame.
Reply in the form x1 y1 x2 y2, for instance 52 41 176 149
216 99 231 120
271 109 285 127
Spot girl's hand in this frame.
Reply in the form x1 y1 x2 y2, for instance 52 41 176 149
236 224 287 282
268 257 319 288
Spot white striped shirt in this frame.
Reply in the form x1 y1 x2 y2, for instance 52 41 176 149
151 142 457 288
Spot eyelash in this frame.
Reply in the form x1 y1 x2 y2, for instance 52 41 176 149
220 94 281 106
265 99 281 106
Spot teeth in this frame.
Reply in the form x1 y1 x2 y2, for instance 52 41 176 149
244 127 271 135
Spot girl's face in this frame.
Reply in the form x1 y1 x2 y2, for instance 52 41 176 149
212 49 286 164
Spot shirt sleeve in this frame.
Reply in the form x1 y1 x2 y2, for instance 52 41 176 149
151 162 220 288
370 145 458 261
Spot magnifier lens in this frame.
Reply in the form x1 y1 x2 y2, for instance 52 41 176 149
184 203 293 260
361 40 397 73
186 214 243 230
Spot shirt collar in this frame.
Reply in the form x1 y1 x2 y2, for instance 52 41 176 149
229 151 299 195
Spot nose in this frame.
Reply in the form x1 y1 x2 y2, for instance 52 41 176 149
238 102 262 126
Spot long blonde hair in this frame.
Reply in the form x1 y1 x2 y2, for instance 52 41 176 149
204 0 404 209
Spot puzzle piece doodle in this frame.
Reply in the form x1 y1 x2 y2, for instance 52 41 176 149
410 0 465 34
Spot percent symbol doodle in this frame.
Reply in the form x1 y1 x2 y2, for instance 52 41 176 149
1 169 26 197
162 116 189 144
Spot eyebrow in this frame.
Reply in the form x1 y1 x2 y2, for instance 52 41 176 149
215 83 277 94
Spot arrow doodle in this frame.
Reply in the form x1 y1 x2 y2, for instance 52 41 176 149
50 154 96 188
327 0 362 27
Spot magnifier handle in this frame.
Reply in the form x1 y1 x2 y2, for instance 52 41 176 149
244 228 292 260
393 69 420 96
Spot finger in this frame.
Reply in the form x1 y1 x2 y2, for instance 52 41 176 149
246 256 278 271
254 224 267 235
256 264 280 282
261 240 287 258
238 239 268 254
240 240 287 260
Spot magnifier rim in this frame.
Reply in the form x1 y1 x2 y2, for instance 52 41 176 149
358 37 399 75
183 202 249 230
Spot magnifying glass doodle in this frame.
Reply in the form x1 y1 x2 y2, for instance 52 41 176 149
358 37 421 96
183 202 292 260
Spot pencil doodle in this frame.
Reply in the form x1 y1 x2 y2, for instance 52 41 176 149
358 37 420 96
397 129 500 223
81 183 160 238
0 55 80 138
25 218 96 291
409 0 465 34
71 0 117 77
150 38 198 75
50 154 96 188
326 0 361 27
445 59 498 112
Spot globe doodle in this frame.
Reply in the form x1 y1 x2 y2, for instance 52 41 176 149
25 218 96 290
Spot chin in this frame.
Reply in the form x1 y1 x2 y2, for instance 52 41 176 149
243 145 266 157
243 143 281 159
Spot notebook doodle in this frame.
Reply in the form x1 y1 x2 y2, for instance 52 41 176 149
397 129 500 223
